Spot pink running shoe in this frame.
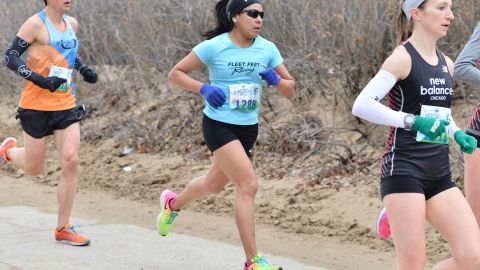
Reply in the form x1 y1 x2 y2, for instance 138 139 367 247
156 190 179 236
376 207 391 240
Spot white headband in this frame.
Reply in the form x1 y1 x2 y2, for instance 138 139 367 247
402 0 425 21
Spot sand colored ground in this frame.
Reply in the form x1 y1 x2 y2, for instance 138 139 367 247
0 132 455 269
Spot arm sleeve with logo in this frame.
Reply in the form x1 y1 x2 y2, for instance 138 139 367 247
454 22 480 85
268 41 283 69
352 69 407 128
2 36 57 88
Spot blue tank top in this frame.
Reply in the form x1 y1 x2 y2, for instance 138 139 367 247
38 10 78 68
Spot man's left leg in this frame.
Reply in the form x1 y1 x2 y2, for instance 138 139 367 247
53 123 89 246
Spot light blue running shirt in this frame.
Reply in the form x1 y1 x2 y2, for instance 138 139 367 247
193 32 283 125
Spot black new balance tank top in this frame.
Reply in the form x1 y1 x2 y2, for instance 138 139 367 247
381 41 453 180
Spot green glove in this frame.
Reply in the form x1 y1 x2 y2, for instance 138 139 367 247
454 130 478 154
412 116 450 139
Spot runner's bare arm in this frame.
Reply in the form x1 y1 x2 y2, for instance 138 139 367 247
445 55 455 78
380 46 412 81
65 16 98 84
67 16 78 33
168 51 205 94
273 64 295 98
17 15 44 44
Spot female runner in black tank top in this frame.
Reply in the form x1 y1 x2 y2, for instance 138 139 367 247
352 0 480 269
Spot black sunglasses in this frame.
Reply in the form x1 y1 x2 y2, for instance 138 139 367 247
241 9 264 19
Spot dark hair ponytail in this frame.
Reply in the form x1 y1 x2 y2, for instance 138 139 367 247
396 1 427 44
202 0 234 40
396 11 412 44
44 0 47 6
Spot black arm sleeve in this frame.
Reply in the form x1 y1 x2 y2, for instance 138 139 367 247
74 54 84 71
3 36 45 85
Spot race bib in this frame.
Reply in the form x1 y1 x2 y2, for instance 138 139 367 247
416 105 451 144
48 65 73 92
229 83 260 112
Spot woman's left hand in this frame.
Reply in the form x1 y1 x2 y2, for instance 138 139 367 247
259 68 281 86
454 130 478 154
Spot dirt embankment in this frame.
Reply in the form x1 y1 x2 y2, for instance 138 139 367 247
1 81 471 269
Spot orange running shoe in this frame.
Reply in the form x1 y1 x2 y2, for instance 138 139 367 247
0 137 17 169
55 224 90 246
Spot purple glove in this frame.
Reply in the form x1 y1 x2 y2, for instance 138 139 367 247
200 83 226 109
259 68 281 86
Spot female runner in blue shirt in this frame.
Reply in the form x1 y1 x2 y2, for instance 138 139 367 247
156 0 294 269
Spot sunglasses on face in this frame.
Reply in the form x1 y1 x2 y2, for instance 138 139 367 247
241 9 264 19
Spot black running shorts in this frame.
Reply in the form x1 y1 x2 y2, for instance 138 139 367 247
202 114 258 157
380 175 456 200
16 105 86 139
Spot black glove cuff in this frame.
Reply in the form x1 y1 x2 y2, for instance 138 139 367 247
79 65 98 83
78 64 87 75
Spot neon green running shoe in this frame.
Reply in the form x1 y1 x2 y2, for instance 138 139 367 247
245 254 283 270
156 189 179 236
